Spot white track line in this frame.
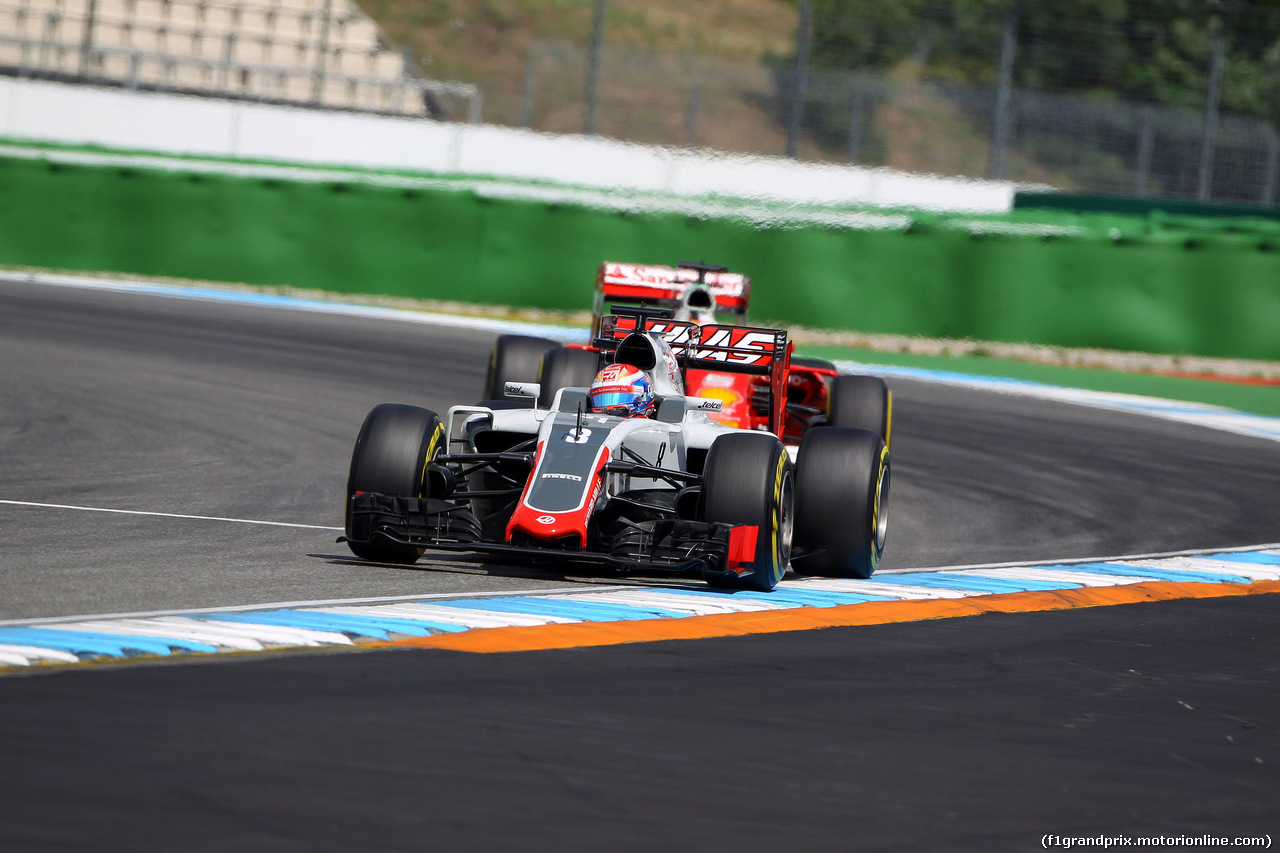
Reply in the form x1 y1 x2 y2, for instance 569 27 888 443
874 540 1280 574
0 499 340 530
0 586 624 628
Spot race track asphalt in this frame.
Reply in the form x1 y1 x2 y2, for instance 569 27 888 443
1 275 1277 851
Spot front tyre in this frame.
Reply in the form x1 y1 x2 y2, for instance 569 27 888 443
700 433 794 592
345 403 444 564
483 335 557 402
792 427 889 579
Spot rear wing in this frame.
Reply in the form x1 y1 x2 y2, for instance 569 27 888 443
592 261 751 336
595 306 792 436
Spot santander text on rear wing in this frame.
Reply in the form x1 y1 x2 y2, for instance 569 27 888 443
593 261 750 334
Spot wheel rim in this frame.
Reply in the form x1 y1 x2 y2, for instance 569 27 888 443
873 453 890 553
778 468 795 565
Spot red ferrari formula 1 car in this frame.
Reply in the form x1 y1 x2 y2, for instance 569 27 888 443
482 260 891 448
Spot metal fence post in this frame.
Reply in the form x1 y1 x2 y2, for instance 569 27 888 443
1198 16 1225 200
222 32 236 90
583 0 606 135
686 76 701 148
311 0 333 106
1263 127 1279 207
518 51 537 128
79 0 98 78
989 0 1021 180
847 82 865 164
39 11 57 76
1134 117 1153 196
1198 3 1244 202
785 0 812 159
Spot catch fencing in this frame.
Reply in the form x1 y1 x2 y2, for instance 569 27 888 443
511 41 1279 208
3 1 1276 208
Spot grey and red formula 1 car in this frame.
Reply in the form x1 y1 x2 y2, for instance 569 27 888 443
341 304 891 592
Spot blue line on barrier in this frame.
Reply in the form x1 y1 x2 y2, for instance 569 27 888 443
431 597 687 622
1057 562 1252 585
655 587 894 607
1204 551 1280 566
198 610 466 637
863 572 1077 593
0 627 215 657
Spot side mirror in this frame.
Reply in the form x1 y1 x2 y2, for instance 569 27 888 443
687 396 724 413
504 381 542 401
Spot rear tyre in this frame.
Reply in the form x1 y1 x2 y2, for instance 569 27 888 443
484 335 557 402
538 346 601 408
345 403 444 564
792 427 889 579
828 374 891 448
700 433 794 592
790 356 837 372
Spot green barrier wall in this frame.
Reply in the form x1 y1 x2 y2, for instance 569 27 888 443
2 155 1278 360
1015 190 1280 222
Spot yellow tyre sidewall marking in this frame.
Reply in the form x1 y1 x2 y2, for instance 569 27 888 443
768 450 786 585
885 390 893 451
413 421 445 557
869 444 889 572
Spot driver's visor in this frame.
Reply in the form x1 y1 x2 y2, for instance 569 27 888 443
590 389 637 413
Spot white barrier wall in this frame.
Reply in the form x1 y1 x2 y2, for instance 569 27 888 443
0 76 1018 212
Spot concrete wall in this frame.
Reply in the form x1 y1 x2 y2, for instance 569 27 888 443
0 76 1017 213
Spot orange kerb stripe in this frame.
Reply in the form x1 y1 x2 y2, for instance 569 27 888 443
372 579 1280 654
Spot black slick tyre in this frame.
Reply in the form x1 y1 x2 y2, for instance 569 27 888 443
699 432 794 592
484 335 557 402
790 356 837 372
792 427 889 579
345 403 444 564
538 346 601 407
827 374 891 448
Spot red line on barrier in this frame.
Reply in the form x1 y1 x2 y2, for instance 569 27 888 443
1147 370 1280 387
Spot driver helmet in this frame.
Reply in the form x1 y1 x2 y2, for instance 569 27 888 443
588 363 655 418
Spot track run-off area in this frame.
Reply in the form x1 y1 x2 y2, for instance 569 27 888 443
1 272 1277 850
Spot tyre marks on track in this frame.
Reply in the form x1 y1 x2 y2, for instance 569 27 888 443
2 547 1279 671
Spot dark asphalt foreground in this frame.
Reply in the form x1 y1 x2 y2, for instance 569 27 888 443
0 595 1276 852
1 276 1278 850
